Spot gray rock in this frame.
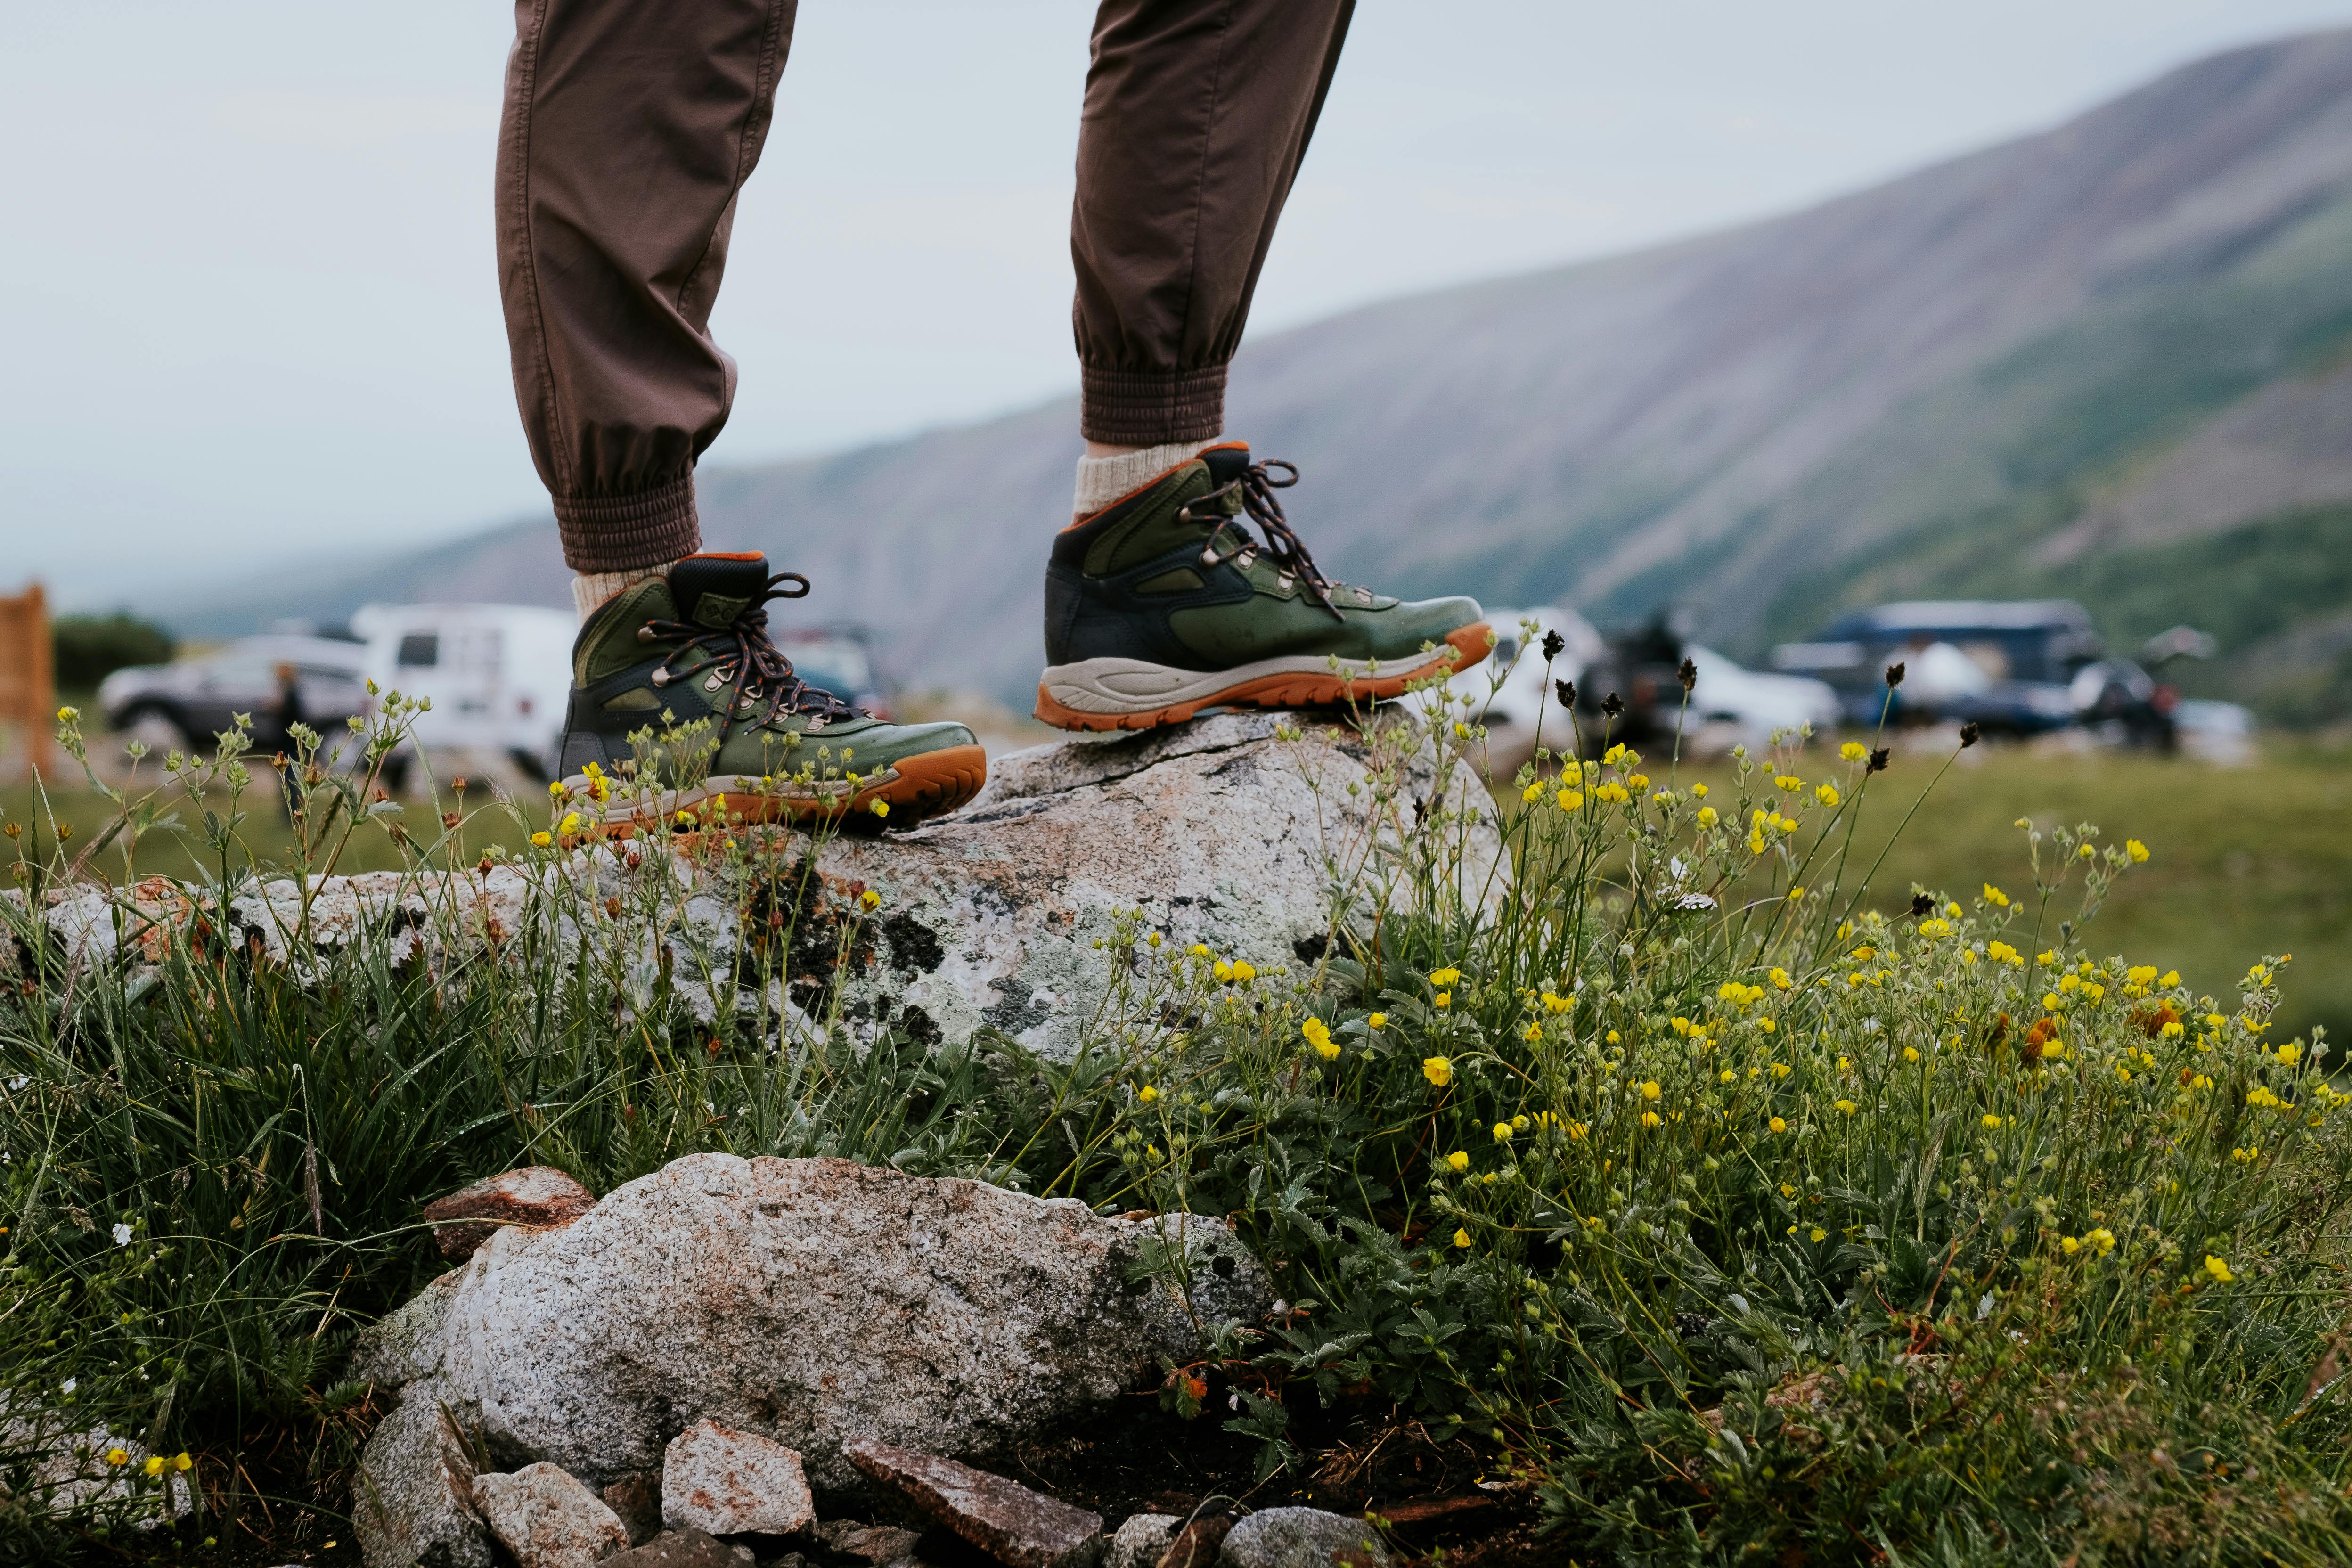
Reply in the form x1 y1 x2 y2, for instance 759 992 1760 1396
818 711 1503 1058
348 1154 1270 1556
1220 1508 1391 1568
470 1462 629 1568
350 1390 492 1568
844 1440 1100 1568
1102 1514 1180 1568
661 1419 814 1537
811 1521 925 1563
604 1530 756 1568
11 713 1503 1066
422 1166 597 1260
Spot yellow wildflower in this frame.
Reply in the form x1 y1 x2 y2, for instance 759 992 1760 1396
1981 1114 2002 1129
1814 784 1839 808
530 831 552 848
1640 1080 1662 1101
1809 1226 1827 1242
105 1448 128 1467
1432 991 1452 1009
1493 1121 1514 1143
2060 1236 2080 1255
1429 967 1462 986
2127 839 2150 863
1138 1085 1158 1103
2204 1255 2234 1284
2086 1227 2115 1255
1422 1056 1454 1087
1521 782 1544 803
1770 967 1792 990
1768 1116 1788 1134
1454 1228 1473 1249
1834 1099 1856 1114
1841 741 1868 761
1446 1150 1470 1173
859 889 881 910
1368 1012 1387 1030
1642 1110 1663 1127
1557 787 1584 812
1302 1018 1339 1060
1230 959 1256 982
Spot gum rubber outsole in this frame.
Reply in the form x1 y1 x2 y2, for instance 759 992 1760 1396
1032 622 1494 733
599 744 989 834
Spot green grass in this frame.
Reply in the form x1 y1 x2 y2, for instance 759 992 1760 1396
1657 738 2352 1051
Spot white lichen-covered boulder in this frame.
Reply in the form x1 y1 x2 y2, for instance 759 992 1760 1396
7 711 1503 1064
814 710 1502 1059
349 1154 1268 1568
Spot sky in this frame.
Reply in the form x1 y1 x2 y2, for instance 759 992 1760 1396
6 0 2352 610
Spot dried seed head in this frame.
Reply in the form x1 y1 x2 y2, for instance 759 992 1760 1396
1541 629 1566 661
1960 721 1982 748
1886 661 1907 689
1677 658 1698 693
1601 691 1625 718
1555 679 1577 709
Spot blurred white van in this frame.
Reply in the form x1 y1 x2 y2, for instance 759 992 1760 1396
351 604 575 779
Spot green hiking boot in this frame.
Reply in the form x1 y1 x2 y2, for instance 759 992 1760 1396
556 554 985 829
1037 443 1491 730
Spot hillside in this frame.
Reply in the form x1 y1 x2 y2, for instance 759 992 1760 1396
205 29 2352 716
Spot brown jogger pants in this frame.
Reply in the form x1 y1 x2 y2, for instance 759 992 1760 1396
498 0 1356 573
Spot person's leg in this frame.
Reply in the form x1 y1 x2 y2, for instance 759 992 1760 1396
497 0 797 617
1070 0 1356 470
510 0 985 823
1039 0 1490 731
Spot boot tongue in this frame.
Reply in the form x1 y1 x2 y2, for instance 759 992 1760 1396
666 553 770 630
1200 443 1254 487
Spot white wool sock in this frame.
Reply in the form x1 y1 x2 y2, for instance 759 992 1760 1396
1072 437 1224 523
571 560 678 623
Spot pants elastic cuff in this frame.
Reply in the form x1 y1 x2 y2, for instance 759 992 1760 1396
554 472 702 572
1080 364 1229 447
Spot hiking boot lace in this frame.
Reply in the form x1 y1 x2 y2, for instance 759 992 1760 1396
637 571 860 741
1182 458 1346 621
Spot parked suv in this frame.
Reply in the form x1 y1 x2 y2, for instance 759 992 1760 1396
98 634 371 757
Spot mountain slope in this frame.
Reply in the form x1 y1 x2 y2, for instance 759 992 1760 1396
206 29 2352 715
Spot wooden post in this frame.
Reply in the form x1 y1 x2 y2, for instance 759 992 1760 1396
0 582 55 781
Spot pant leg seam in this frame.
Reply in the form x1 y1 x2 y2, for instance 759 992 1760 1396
508 0 574 499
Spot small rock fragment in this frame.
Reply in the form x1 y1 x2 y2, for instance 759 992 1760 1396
662 1419 816 1537
1220 1508 1391 1568
845 1439 1102 1568
1102 1513 1179 1568
814 1519 926 1562
351 1391 491 1568
423 1166 596 1259
470 1462 629 1568
604 1530 756 1568
603 1471 663 1545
